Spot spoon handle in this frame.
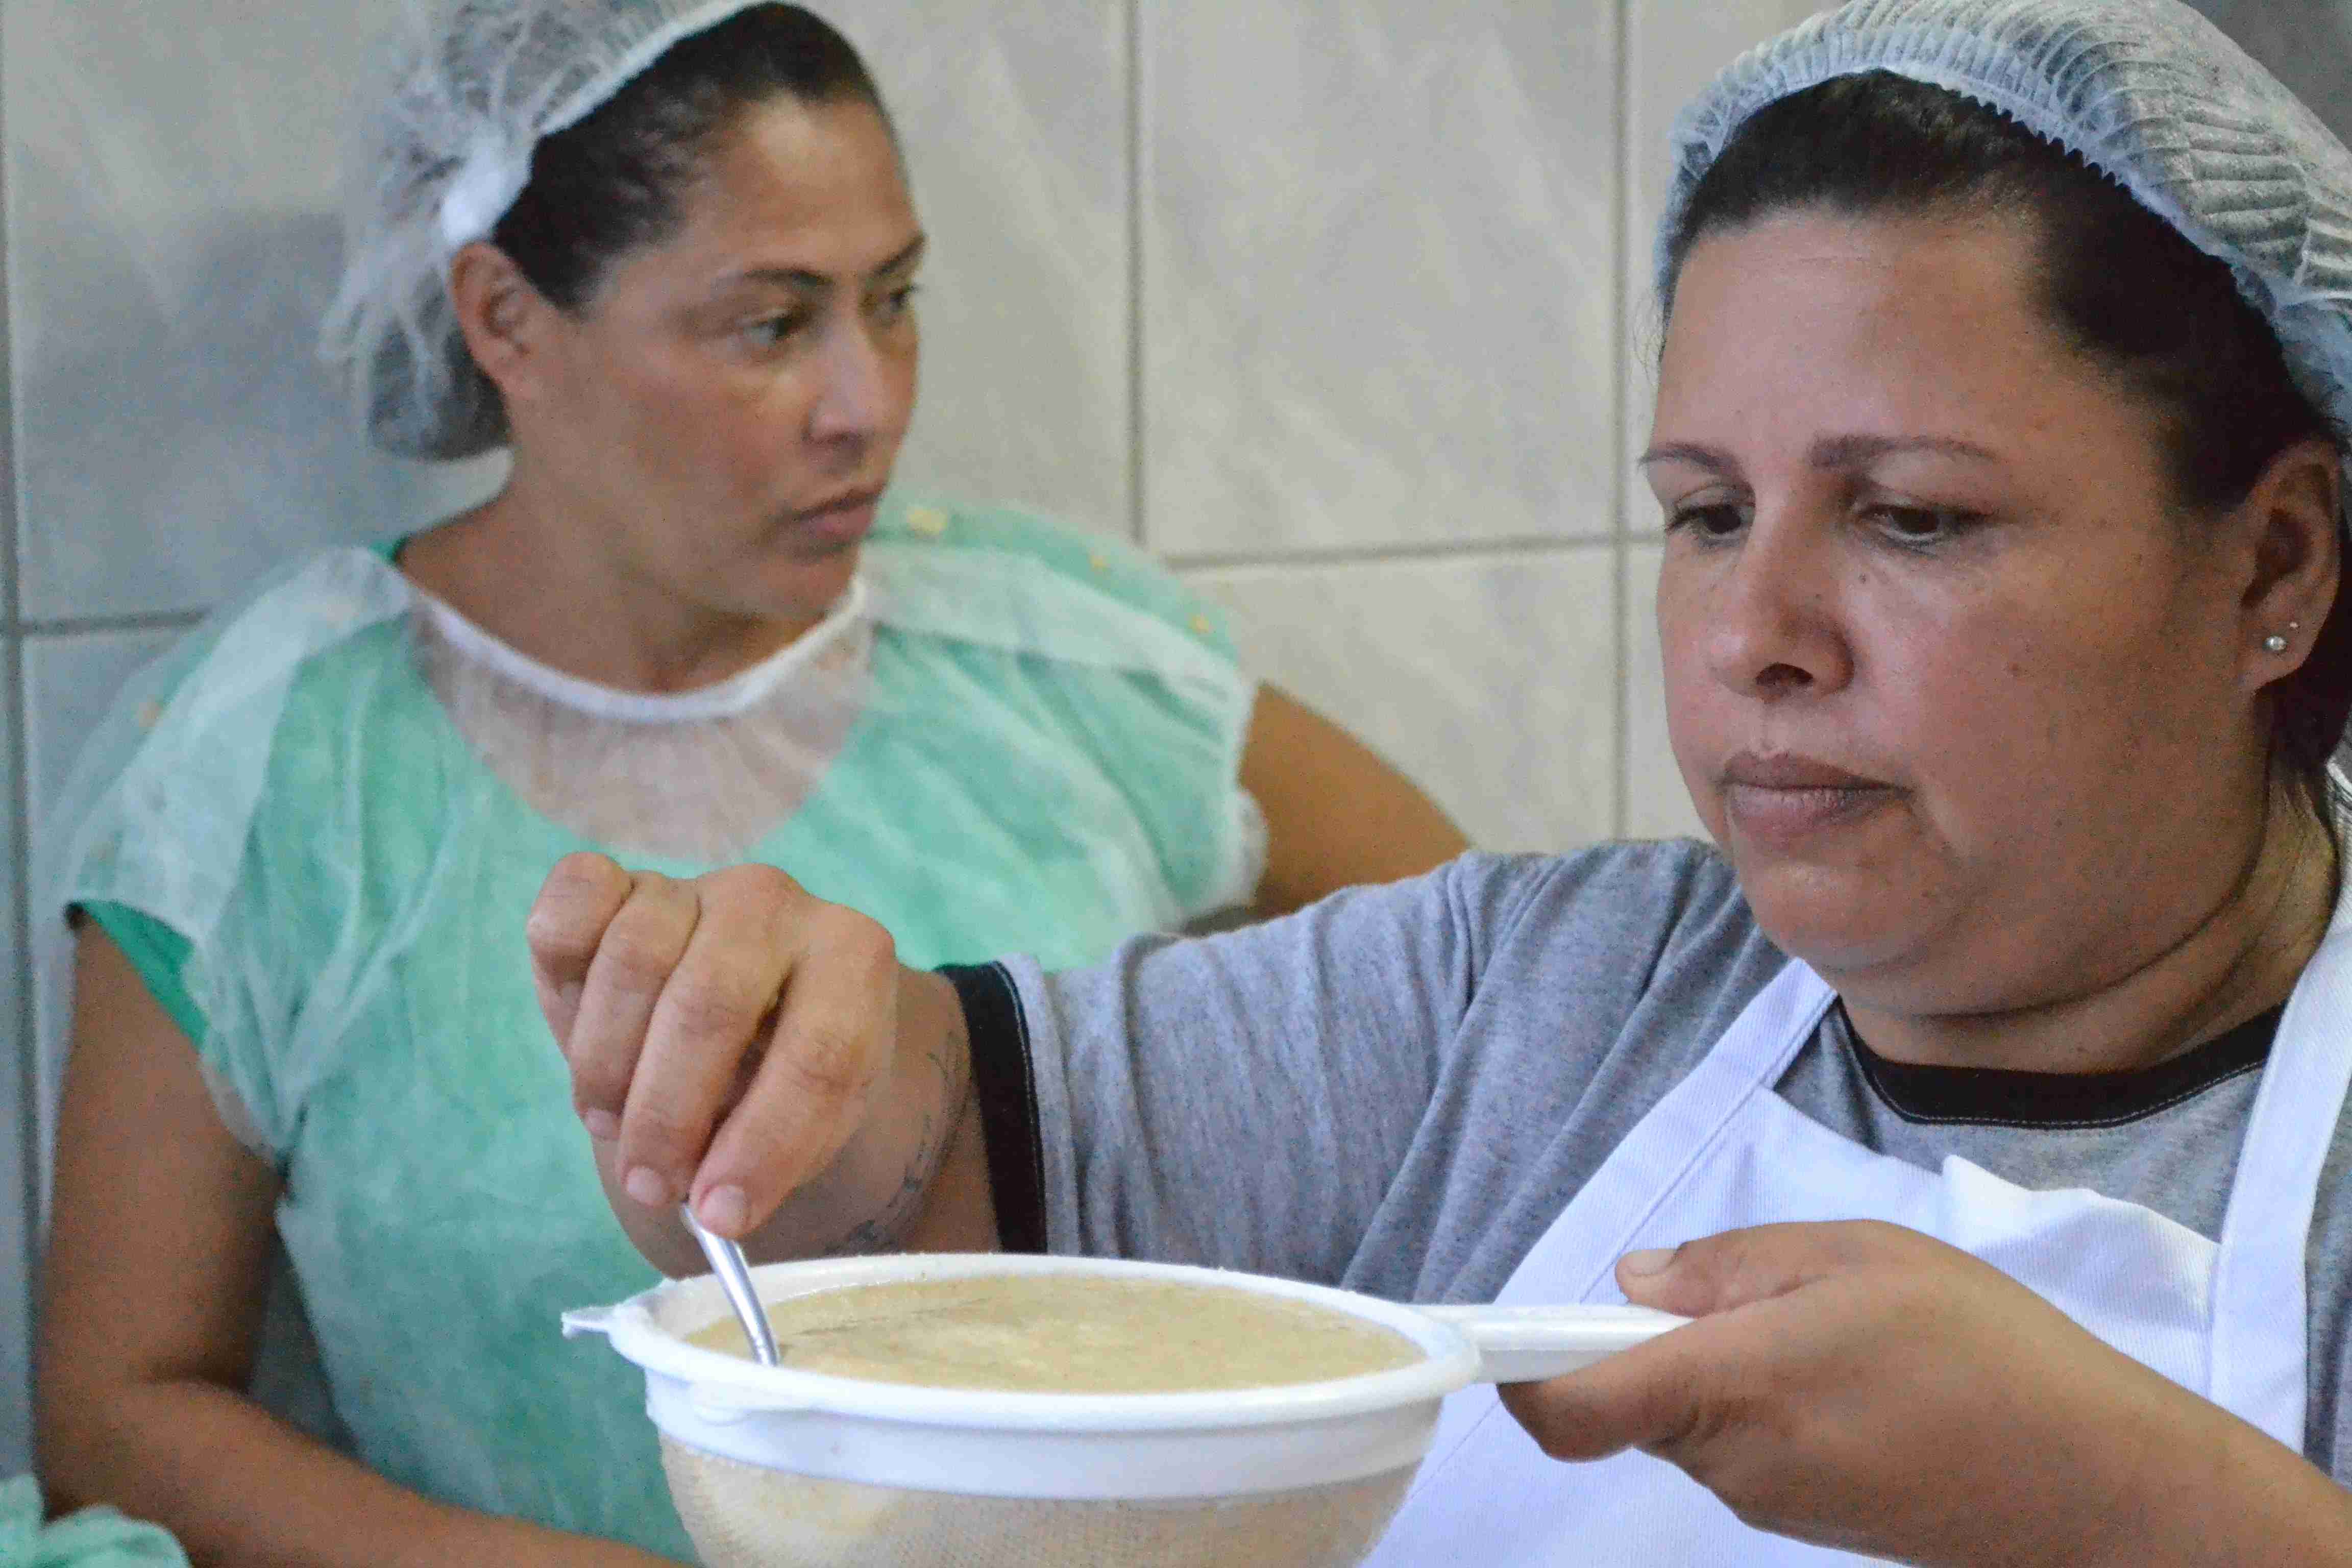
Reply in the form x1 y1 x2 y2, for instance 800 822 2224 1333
681 1206 781 1368
1418 1303 1687 1384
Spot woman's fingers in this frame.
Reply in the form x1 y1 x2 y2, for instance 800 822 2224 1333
525 852 636 1052
1498 1221 2195 1566
533 855 912 1242
568 873 704 1155
1510 1222 1938 1462
691 899 901 1236
1613 1220 1913 1316
1498 1316 1727 1464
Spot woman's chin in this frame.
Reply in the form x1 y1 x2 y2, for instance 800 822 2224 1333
1735 865 1938 978
730 547 862 626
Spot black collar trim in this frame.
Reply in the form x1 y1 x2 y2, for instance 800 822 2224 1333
1836 1002 2283 1130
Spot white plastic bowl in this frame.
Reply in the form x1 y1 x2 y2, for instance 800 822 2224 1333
564 1252 1681 1567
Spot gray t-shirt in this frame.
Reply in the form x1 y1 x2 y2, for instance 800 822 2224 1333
964 841 2352 1479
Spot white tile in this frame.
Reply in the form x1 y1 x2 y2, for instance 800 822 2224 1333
1623 543 1708 842
1620 0 1821 510
4 1 504 621
1189 548 1619 854
24 628 180 808
836 2 1134 536
1144 2 1620 560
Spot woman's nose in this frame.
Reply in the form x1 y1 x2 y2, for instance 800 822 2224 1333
1699 509 1853 701
806 317 896 445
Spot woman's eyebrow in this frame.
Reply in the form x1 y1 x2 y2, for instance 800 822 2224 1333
1808 433 2002 468
1636 434 2003 475
1638 441 1739 475
716 235 928 295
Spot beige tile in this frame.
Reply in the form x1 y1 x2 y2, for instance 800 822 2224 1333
4 1 504 619
837 2 1134 536
1623 543 1708 841
1144 1 1620 559
1189 547 1619 854
1621 0 1820 511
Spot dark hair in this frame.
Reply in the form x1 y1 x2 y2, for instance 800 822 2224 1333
1662 71 2351 816
420 5 890 456
493 4 889 311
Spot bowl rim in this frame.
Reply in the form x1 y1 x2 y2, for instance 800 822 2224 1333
572 1252 1482 1433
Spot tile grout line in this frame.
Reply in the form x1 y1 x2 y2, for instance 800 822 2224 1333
1125 0 1149 552
0 0 38 1455
1610 0 1635 842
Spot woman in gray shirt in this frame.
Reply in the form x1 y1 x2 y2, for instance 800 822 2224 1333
525 1 2352 1562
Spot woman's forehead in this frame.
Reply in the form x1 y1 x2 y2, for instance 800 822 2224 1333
1652 209 2137 460
662 95 918 284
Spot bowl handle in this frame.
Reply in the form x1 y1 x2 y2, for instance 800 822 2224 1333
561 1307 618 1340
1418 1303 1687 1384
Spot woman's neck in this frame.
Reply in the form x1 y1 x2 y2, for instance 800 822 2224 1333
398 483 828 695
1844 781 2339 1075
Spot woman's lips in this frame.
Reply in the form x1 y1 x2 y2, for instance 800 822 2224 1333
787 492 881 551
1718 753 1902 845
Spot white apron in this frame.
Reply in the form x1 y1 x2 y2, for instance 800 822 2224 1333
1364 886 2352 1565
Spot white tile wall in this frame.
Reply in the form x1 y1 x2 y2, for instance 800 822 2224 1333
1140 1 1620 560
834 2 1136 535
23 629 180 806
1619 0 1823 497
1189 546 1620 852
3 0 508 621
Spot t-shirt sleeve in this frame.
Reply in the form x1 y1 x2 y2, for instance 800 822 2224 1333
79 899 207 1045
982 853 1558 1286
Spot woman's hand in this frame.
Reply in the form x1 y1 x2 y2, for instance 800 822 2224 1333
1499 1221 2352 1567
527 854 995 1270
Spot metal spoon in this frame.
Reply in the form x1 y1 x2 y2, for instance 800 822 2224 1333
681 1205 780 1367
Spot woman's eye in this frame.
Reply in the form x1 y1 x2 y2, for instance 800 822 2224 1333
1667 502 1749 541
870 283 920 324
744 314 808 348
1867 505 1979 545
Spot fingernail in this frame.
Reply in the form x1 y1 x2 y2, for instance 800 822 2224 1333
1621 1248 1677 1277
698 1185 749 1236
580 1108 620 1141
624 1166 671 1207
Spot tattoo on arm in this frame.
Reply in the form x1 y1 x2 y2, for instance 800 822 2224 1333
823 1030 970 1258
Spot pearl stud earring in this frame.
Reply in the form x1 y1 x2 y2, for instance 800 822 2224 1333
2266 620 2303 654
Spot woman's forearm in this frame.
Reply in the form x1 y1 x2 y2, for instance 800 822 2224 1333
2087 1388 2352 1567
42 1378 673 1568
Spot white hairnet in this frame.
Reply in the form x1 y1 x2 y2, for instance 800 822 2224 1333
1660 0 2352 463
321 0 770 460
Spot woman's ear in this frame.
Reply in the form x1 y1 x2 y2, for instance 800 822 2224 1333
448 241 557 413
2236 436 2342 693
